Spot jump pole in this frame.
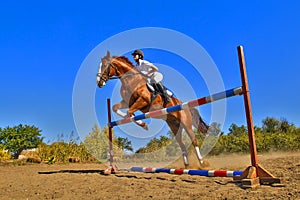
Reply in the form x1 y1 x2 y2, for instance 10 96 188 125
131 167 243 177
236 46 281 188
103 98 118 174
109 87 243 127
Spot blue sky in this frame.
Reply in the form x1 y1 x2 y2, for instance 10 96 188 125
1 1 299 149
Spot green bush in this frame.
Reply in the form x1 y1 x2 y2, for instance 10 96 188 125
35 142 96 163
209 122 300 155
135 119 300 158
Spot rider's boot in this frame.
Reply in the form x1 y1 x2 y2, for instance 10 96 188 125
156 82 171 103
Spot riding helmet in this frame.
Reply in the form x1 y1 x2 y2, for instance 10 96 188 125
132 49 144 58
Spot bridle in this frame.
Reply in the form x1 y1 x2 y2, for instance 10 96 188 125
97 56 144 87
97 57 120 83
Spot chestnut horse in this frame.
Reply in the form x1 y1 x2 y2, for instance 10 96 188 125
97 51 209 166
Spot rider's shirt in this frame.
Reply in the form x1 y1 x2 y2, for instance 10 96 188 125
136 60 158 78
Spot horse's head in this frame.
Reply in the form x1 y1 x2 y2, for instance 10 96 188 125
97 51 137 88
97 51 118 88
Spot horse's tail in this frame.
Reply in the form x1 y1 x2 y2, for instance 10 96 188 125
189 107 209 136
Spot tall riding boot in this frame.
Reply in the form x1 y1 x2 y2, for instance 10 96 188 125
156 82 171 103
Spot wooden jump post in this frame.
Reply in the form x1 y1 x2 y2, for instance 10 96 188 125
234 46 281 188
104 46 281 188
104 99 118 174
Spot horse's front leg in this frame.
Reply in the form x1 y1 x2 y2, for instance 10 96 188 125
112 100 148 130
126 96 150 130
127 96 149 117
112 100 128 118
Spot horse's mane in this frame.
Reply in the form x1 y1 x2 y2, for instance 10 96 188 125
113 56 134 68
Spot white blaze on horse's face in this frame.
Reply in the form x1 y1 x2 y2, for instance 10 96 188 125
97 52 113 88
97 62 106 88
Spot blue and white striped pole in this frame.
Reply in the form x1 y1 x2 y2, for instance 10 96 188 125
110 87 243 127
130 167 243 177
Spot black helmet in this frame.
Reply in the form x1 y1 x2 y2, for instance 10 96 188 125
132 49 144 58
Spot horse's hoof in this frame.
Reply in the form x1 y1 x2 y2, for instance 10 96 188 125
199 160 210 169
142 123 148 130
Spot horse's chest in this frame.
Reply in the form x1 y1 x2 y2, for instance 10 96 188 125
121 88 139 101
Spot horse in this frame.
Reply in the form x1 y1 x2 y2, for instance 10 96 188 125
97 51 209 166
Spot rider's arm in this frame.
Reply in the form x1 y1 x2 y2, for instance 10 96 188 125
142 60 158 73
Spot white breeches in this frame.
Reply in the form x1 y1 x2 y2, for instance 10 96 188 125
148 72 163 84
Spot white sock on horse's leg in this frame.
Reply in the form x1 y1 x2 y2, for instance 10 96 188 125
182 151 189 166
195 146 203 164
116 109 127 117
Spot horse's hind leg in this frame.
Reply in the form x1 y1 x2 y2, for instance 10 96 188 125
181 113 204 164
175 127 189 166
167 117 189 167
185 127 204 164
112 100 148 130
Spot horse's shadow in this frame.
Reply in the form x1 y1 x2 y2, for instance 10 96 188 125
38 169 105 175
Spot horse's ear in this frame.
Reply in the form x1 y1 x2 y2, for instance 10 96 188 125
106 51 111 58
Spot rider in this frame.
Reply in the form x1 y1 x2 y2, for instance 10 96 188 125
132 49 171 103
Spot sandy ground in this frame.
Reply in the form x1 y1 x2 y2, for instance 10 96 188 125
0 152 299 200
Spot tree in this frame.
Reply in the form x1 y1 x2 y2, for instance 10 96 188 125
279 118 296 133
228 123 247 136
135 135 171 153
159 135 171 147
0 124 43 159
262 117 295 133
83 124 110 160
115 137 133 152
262 117 281 133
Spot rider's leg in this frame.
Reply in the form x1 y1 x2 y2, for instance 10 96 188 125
156 82 171 103
151 72 171 103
